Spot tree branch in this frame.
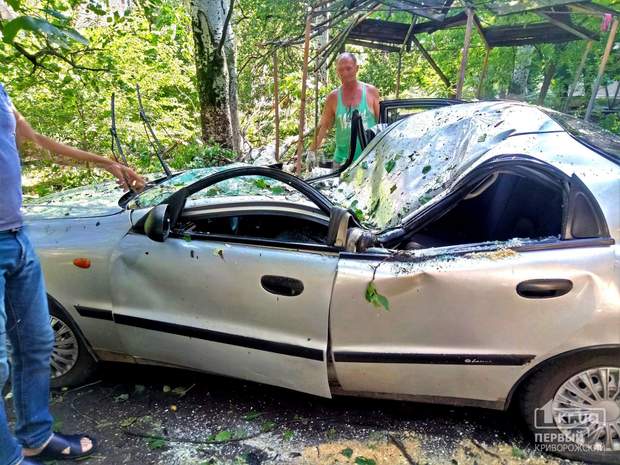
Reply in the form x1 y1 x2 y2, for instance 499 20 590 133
34 47 110 72
217 0 235 56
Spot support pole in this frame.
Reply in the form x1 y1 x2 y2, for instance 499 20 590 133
273 50 280 161
314 68 319 150
456 7 474 99
296 11 312 174
477 47 490 99
585 18 619 122
411 35 451 90
563 40 592 112
396 53 403 98
396 15 417 99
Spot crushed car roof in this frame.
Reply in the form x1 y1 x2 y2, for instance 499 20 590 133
323 101 620 232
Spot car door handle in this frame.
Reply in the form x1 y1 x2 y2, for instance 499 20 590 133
516 279 573 299
261 275 304 297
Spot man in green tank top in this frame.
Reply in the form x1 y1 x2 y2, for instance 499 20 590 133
308 52 380 168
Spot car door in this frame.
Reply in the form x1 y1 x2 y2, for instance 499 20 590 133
329 171 618 407
109 169 339 397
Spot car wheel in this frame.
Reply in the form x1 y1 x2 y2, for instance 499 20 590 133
49 305 97 389
520 352 620 464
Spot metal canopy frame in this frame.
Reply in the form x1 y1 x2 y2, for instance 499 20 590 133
283 0 620 172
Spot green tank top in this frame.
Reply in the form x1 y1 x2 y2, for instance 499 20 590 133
334 83 377 164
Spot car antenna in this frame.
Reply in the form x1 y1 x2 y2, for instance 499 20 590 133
136 84 173 177
109 92 135 192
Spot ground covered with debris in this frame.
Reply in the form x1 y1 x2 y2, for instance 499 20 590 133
8 364 585 465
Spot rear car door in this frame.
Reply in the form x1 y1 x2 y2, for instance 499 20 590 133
329 168 618 407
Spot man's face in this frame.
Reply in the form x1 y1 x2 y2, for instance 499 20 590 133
336 57 358 85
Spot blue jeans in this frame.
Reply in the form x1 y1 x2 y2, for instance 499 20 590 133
0 228 54 465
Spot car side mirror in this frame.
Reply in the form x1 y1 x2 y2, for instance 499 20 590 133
144 204 172 242
326 206 351 249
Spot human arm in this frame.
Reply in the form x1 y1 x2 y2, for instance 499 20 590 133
13 109 145 191
309 91 337 151
367 84 381 121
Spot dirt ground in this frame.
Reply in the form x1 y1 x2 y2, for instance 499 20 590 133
7 363 585 465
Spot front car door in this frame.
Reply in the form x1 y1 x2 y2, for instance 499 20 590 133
109 168 339 397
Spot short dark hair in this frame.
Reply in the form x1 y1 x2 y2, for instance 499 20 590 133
336 52 357 65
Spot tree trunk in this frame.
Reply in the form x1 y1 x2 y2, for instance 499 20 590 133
189 0 240 152
509 45 534 98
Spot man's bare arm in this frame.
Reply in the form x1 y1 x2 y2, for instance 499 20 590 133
368 85 381 120
13 109 145 191
310 92 337 151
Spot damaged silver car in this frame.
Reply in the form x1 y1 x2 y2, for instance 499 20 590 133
25 101 620 464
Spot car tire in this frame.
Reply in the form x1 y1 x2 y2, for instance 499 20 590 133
49 304 97 389
519 352 620 464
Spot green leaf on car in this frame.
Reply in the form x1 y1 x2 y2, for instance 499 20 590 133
365 282 389 311
384 160 396 173
422 165 432 174
418 195 432 205
270 186 285 195
254 178 270 189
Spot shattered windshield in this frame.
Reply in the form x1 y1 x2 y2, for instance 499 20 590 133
322 102 561 231
128 164 245 208
185 175 307 207
129 164 309 209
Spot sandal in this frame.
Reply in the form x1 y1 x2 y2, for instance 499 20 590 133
33 433 96 461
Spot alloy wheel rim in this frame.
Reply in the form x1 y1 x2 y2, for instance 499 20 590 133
552 367 620 452
50 316 79 379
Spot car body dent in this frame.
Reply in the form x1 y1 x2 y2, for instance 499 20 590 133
110 232 337 397
27 212 132 354
329 242 619 406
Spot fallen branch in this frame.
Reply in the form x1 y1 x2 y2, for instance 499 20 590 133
471 438 506 463
388 433 418 465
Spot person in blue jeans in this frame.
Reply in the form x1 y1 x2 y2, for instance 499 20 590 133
0 83 144 465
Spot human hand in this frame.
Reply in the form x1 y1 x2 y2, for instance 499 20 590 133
305 150 317 170
105 162 146 192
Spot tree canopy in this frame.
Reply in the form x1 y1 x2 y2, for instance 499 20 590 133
1 0 619 195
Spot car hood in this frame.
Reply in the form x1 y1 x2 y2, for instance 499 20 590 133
23 181 125 220
321 101 564 232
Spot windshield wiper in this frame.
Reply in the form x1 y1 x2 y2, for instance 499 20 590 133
136 84 173 177
109 92 139 197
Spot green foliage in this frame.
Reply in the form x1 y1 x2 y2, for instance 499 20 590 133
3 0 620 196
365 281 389 311
354 457 376 465
146 437 166 450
